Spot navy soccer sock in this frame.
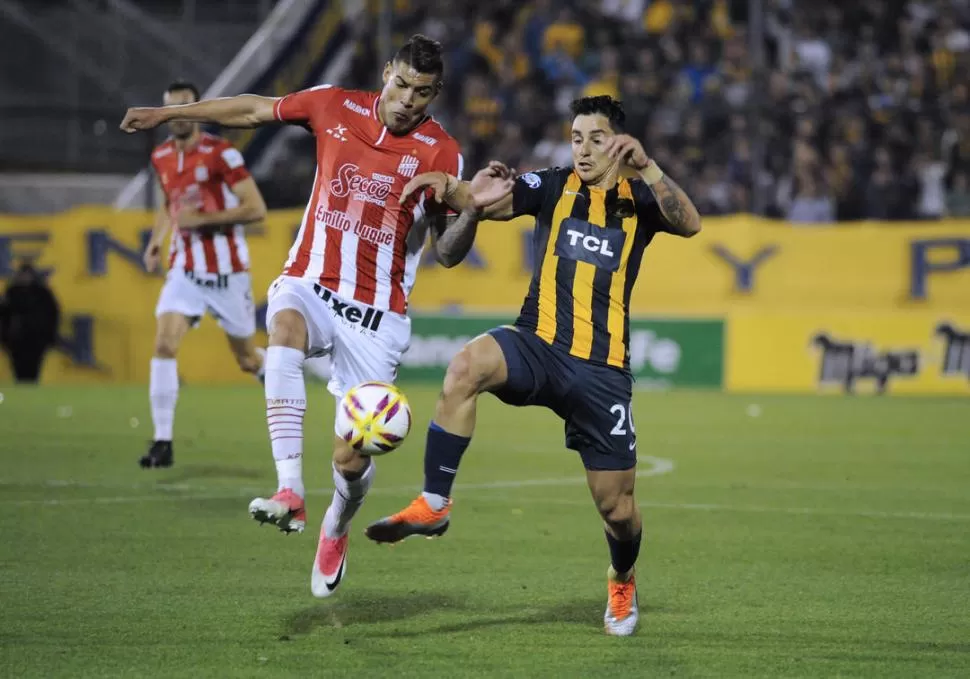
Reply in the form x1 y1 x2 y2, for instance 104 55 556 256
606 529 642 577
422 421 470 506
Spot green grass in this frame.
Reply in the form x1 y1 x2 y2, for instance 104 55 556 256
0 384 968 678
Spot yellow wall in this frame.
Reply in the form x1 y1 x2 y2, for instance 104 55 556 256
727 311 970 395
2 208 969 385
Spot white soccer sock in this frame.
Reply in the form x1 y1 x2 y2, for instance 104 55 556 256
265 346 306 497
149 357 178 441
323 460 375 539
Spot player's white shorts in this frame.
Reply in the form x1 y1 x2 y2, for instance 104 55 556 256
265 276 410 398
155 269 257 338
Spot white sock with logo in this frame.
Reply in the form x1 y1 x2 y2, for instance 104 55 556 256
149 357 178 441
323 461 375 539
265 346 306 497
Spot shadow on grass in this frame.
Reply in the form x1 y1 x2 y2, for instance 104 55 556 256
283 591 669 639
283 591 463 636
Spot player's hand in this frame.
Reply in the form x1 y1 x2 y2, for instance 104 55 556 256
468 161 515 206
120 107 168 133
143 243 161 273
174 206 207 229
402 172 451 204
471 160 514 187
605 134 650 171
402 172 472 211
468 169 514 209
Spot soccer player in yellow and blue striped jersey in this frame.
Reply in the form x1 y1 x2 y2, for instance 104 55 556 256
366 96 701 636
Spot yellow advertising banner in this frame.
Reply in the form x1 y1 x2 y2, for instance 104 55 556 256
0 208 303 384
2 207 970 385
726 312 970 395
412 215 970 316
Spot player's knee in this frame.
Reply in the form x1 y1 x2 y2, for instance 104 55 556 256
597 492 636 531
332 437 369 474
154 334 179 359
268 309 307 350
443 345 496 400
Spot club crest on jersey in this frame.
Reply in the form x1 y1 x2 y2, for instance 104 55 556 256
194 165 209 182
330 163 394 206
413 132 437 147
397 155 420 179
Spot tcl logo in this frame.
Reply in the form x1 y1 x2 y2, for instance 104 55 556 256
554 218 625 272
565 229 616 257
329 163 394 206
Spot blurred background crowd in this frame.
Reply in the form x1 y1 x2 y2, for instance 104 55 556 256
4 0 970 222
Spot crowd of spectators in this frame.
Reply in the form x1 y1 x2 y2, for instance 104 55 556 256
261 0 970 223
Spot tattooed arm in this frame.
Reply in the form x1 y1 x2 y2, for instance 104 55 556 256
428 208 482 268
404 163 516 267
604 134 702 237
641 166 702 238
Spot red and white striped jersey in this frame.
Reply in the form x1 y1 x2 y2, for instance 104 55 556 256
274 85 462 315
151 132 252 275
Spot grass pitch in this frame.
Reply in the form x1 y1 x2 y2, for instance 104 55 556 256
0 384 968 677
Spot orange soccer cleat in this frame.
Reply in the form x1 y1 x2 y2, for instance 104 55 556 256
364 495 451 544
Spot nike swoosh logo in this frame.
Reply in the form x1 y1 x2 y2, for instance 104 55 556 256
564 190 586 199
325 555 346 591
629 439 636 451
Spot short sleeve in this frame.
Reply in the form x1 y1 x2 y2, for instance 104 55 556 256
631 180 671 234
430 141 463 179
213 144 251 187
273 84 337 128
512 169 555 217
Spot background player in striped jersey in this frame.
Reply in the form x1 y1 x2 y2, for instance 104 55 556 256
121 37 512 596
366 96 702 636
140 81 268 470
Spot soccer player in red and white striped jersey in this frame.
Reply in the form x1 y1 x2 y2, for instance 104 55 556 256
122 37 512 596
139 81 268 470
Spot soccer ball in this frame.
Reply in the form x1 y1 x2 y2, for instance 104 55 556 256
335 381 412 455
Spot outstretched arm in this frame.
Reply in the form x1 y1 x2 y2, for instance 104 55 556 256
121 94 278 132
404 163 515 268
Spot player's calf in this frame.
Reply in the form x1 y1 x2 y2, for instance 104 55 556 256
422 335 507 509
587 467 642 634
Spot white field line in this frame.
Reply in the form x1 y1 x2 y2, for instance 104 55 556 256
0 457 674 506
2 456 969 521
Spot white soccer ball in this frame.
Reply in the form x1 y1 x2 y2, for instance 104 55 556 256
335 381 412 455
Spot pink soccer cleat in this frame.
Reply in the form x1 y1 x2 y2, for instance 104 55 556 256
311 530 348 598
248 488 306 534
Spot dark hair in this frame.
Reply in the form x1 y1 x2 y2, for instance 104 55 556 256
165 80 200 102
393 34 444 81
570 96 626 132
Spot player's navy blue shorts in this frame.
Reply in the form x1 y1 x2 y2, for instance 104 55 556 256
488 326 636 471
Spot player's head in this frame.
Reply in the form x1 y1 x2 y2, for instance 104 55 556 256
163 80 201 140
379 34 443 134
569 96 626 185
